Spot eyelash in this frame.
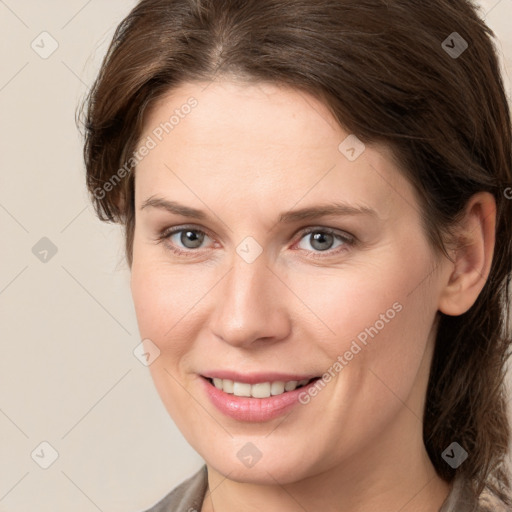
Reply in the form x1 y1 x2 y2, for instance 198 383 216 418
155 225 356 259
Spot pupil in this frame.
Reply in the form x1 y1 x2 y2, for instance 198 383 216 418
311 232 333 251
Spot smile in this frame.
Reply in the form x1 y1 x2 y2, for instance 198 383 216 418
207 377 317 398
200 374 322 422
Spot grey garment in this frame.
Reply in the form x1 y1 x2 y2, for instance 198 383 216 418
142 464 506 512
142 465 208 512
438 474 501 512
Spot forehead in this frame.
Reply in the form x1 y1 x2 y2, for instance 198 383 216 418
134 80 415 221
142 80 341 153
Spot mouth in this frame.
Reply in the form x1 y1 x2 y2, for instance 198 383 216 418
202 376 321 398
200 373 324 422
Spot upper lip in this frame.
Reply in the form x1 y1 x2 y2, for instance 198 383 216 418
201 371 320 384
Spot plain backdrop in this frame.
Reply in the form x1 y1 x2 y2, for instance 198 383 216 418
1 1 511 511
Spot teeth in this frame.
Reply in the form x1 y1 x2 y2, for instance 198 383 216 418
233 382 251 397
251 382 271 398
270 381 285 395
223 379 234 393
284 380 298 391
210 377 313 397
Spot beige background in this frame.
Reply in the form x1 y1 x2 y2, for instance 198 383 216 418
0 1 511 511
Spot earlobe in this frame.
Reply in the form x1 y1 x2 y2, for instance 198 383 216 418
438 192 496 317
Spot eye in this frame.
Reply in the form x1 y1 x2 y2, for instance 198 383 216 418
294 227 354 255
156 225 355 258
171 229 208 249
158 226 214 255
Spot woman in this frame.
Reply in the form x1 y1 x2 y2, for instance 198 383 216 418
80 0 512 510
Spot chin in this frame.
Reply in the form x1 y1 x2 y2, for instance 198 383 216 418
200 440 322 485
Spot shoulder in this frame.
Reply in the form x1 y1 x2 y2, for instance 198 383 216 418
477 486 510 512
440 474 510 512
141 465 208 512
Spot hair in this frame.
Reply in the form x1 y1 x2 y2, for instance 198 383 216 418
79 0 512 506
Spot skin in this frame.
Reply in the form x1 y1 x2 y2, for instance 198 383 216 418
130 80 496 512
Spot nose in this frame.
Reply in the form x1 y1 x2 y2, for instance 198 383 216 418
209 252 291 348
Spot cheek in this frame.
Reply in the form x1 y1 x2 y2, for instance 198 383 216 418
130 254 217 360
291 257 431 346
291 246 438 392
130 261 206 426
131 264 186 340
130 265 164 337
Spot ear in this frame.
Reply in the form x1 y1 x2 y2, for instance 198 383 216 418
438 191 496 316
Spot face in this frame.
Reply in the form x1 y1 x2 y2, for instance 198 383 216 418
130 80 447 484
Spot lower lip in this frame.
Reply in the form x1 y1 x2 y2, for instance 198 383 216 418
201 377 319 422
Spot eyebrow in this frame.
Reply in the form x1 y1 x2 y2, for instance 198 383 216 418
140 196 378 222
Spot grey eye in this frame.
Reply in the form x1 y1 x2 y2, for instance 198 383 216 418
174 229 206 249
309 232 335 251
297 229 349 252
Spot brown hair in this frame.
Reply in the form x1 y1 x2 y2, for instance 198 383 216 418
79 0 512 505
